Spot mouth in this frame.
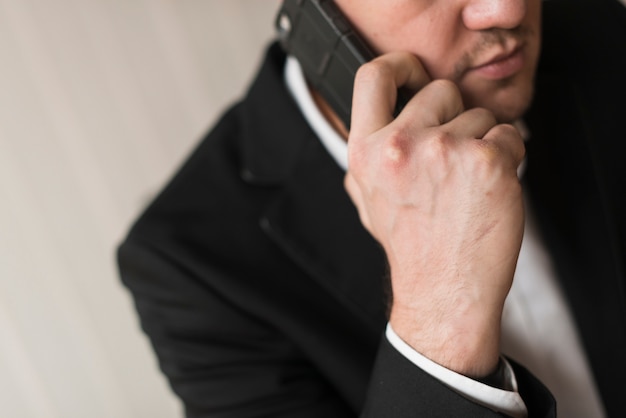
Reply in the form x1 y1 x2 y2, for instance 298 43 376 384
468 45 526 80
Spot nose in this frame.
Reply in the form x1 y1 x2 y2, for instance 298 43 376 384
462 0 527 30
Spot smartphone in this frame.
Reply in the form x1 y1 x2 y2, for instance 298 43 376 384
275 0 408 130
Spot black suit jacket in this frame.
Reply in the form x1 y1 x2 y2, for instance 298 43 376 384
118 0 626 416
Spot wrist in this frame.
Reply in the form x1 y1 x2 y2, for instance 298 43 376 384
389 301 502 378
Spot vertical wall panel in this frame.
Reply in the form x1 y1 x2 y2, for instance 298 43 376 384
0 1 276 417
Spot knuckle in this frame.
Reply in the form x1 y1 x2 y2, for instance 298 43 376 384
494 123 520 137
428 128 455 144
424 80 464 116
490 124 526 160
471 107 497 124
419 129 452 164
429 79 460 98
469 139 521 181
474 140 501 163
430 78 456 90
466 143 500 180
356 59 393 85
382 126 413 167
391 51 421 69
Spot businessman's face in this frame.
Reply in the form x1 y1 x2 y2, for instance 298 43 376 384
334 0 542 122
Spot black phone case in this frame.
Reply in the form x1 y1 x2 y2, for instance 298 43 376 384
276 0 377 129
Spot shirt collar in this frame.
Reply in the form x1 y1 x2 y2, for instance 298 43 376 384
284 56 348 171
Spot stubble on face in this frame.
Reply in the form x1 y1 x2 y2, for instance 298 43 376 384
450 26 535 81
448 25 540 123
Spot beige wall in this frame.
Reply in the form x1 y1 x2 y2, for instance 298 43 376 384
2 1 624 417
0 1 277 417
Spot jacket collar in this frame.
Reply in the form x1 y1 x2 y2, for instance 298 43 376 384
238 43 314 185
239 42 388 329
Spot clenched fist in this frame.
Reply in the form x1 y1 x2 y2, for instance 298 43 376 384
345 52 525 378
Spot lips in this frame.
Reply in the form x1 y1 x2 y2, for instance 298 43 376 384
469 45 526 80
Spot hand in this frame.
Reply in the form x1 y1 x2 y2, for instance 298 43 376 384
344 52 525 377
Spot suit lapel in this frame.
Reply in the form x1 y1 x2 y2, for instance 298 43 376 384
239 43 388 330
260 136 388 327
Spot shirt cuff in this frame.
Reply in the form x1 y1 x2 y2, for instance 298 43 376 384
385 323 528 418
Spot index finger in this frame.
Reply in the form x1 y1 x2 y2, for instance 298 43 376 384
350 52 431 139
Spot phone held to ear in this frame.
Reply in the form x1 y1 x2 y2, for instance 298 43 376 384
275 0 409 130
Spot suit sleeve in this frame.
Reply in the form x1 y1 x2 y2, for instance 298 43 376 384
118 235 555 417
118 236 353 418
362 337 555 417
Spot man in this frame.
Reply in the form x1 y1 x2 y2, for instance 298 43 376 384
118 0 626 416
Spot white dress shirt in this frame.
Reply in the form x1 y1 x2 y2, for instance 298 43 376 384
284 55 605 417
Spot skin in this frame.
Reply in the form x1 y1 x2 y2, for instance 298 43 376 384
335 0 542 123
328 0 542 378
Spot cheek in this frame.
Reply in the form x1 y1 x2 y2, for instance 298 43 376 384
336 1 451 52
334 0 465 80
367 18 464 80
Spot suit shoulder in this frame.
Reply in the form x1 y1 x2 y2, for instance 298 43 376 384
121 101 267 251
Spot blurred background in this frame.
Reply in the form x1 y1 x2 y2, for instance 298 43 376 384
2 1 625 418
0 1 277 417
